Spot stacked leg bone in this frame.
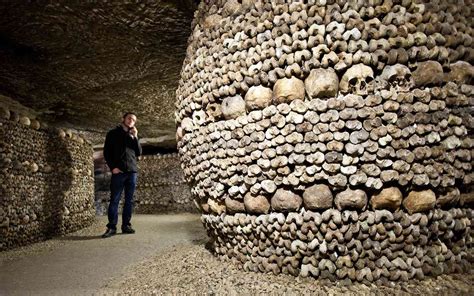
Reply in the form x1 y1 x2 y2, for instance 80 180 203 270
176 0 474 281
134 153 194 213
0 107 94 251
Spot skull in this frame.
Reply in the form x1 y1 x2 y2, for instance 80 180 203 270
19 116 31 126
445 61 474 84
245 85 272 111
58 129 66 138
380 64 414 92
367 75 389 93
339 64 374 96
192 110 206 126
206 103 223 121
222 0 254 17
65 129 73 138
181 117 194 132
412 61 443 87
222 0 241 17
304 68 339 99
222 95 246 119
202 14 222 29
0 106 10 119
273 77 305 104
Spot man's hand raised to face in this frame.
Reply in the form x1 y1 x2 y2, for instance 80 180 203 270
130 127 138 138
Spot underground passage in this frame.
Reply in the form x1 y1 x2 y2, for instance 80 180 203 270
1 0 473 295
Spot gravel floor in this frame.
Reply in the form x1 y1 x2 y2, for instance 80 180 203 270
0 217 104 264
2 216 473 295
1 214 205 295
105 243 474 296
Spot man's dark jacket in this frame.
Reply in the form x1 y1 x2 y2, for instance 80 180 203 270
103 125 142 172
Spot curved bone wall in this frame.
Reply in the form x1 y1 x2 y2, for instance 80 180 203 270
176 0 474 281
134 154 194 213
95 153 194 214
0 108 95 251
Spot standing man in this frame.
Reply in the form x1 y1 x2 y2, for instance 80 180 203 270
102 112 142 238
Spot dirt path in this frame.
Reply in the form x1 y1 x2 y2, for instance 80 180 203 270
0 214 205 295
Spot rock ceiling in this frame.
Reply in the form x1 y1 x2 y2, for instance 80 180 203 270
0 1 197 146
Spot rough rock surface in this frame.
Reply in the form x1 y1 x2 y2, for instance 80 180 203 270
0 1 197 142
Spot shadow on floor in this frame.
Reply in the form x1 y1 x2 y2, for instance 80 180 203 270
190 237 208 246
56 232 141 241
55 235 103 241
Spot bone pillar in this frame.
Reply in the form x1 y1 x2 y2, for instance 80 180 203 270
176 0 474 282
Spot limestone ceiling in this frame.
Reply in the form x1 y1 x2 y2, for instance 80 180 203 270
0 1 197 146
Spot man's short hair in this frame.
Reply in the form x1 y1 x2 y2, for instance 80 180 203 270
123 112 137 119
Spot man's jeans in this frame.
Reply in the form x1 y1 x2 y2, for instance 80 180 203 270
107 172 137 230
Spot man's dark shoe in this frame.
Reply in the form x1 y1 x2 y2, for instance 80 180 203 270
122 225 135 234
102 228 116 238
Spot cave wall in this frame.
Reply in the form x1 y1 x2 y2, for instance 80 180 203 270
0 108 95 251
176 0 474 282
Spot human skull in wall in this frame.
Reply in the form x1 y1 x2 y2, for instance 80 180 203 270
176 0 474 282
1 113 95 251
206 103 223 121
305 68 339 99
273 77 305 104
222 95 246 119
380 64 414 92
339 64 374 96
245 85 273 110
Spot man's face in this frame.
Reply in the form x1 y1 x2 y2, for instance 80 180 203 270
123 114 137 128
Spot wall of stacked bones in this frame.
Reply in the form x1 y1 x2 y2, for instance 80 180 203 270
134 154 195 213
176 0 474 282
0 107 95 251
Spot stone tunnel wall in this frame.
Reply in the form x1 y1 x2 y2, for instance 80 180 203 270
176 0 474 282
134 154 195 213
0 109 95 251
